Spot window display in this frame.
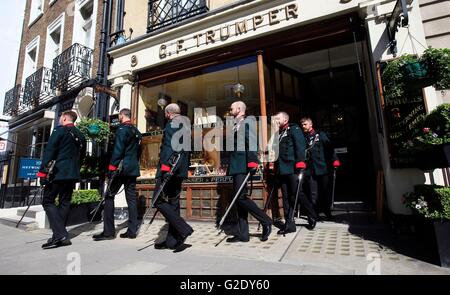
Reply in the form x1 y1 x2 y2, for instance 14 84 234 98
137 56 262 179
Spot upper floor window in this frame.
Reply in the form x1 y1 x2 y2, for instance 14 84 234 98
148 0 209 32
23 36 40 85
72 0 97 49
29 0 44 26
44 13 65 68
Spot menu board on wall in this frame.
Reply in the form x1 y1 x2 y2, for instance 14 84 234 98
380 63 427 168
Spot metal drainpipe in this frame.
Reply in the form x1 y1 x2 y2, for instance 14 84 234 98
95 0 113 121
116 0 125 33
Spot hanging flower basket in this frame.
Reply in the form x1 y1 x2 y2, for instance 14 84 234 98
401 60 433 89
77 118 111 143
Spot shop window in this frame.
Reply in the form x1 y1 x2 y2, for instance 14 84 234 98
138 56 261 179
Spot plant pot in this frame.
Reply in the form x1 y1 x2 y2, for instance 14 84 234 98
416 144 450 170
402 60 433 89
434 220 450 268
66 201 102 226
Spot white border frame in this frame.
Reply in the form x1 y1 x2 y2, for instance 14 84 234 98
44 12 65 68
29 0 45 27
22 35 41 86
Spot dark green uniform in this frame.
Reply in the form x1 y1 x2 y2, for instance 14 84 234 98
154 116 193 249
304 131 338 176
226 116 272 242
303 129 339 218
39 124 86 241
110 123 142 176
102 121 142 237
274 123 305 175
155 116 190 178
227 117 259 176
273 123 317 233
40 125 86 181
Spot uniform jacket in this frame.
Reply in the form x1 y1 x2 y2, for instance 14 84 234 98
156 116 190 178
304 130 338 176
274 123 306 175
110 122 142 177
227 116 259 176
39 124 86 181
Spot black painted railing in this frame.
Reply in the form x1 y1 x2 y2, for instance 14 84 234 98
147 0 209 32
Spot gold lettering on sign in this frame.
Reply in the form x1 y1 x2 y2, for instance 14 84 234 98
220 26 230 41
253 15 263 30
269 10 280 25
235 20 247 35
159 45 167 59
176 39 184 54
159 3 300 59
206 30 215 44
285 3 298 20
194 33 202 47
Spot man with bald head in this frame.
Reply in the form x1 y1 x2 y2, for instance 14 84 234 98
153 103 193 252
225 101 272 243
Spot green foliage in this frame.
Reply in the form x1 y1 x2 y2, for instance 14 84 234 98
382 48 450 105
77 118 111 143
422 47 450 90
403 185 450 220
80 155 104 178
413 103 450 146
55 189 101 206
382 54 417 104
71 190 101 205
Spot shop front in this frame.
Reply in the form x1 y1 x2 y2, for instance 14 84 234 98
108 0 436 220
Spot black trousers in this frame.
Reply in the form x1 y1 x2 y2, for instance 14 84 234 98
155 176 193 248
103 176 139 236
279 173 318 230
304 174 332 217
42 180 76 240
233 174 272 241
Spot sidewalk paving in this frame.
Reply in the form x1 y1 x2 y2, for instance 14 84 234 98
0 213 449 275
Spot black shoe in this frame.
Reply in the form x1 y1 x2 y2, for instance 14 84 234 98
261 225 272 242
120 232 136 239
154 241 169 250
277 227 296 235
42 237 72 249
307 218 317 230
273 220 285 230
226 236 249 243
93 232 115 241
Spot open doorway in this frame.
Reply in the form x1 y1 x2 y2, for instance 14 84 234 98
266 41 376 209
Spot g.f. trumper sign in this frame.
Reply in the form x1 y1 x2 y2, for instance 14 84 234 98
159 3 299 59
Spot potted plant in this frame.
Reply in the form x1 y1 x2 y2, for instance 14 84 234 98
411 104 450 169
77 118 111 143
403 184 450 268
421 47 450 90
65 189 102 226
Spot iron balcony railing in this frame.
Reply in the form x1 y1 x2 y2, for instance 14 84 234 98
147 0 209 32
51 43 93 93
21 67 54 114
3 85 22 116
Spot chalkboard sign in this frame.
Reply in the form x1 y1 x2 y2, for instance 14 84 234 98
380 62 427 168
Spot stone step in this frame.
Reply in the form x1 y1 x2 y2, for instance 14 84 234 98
0 216 39 231
16 207 44 219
